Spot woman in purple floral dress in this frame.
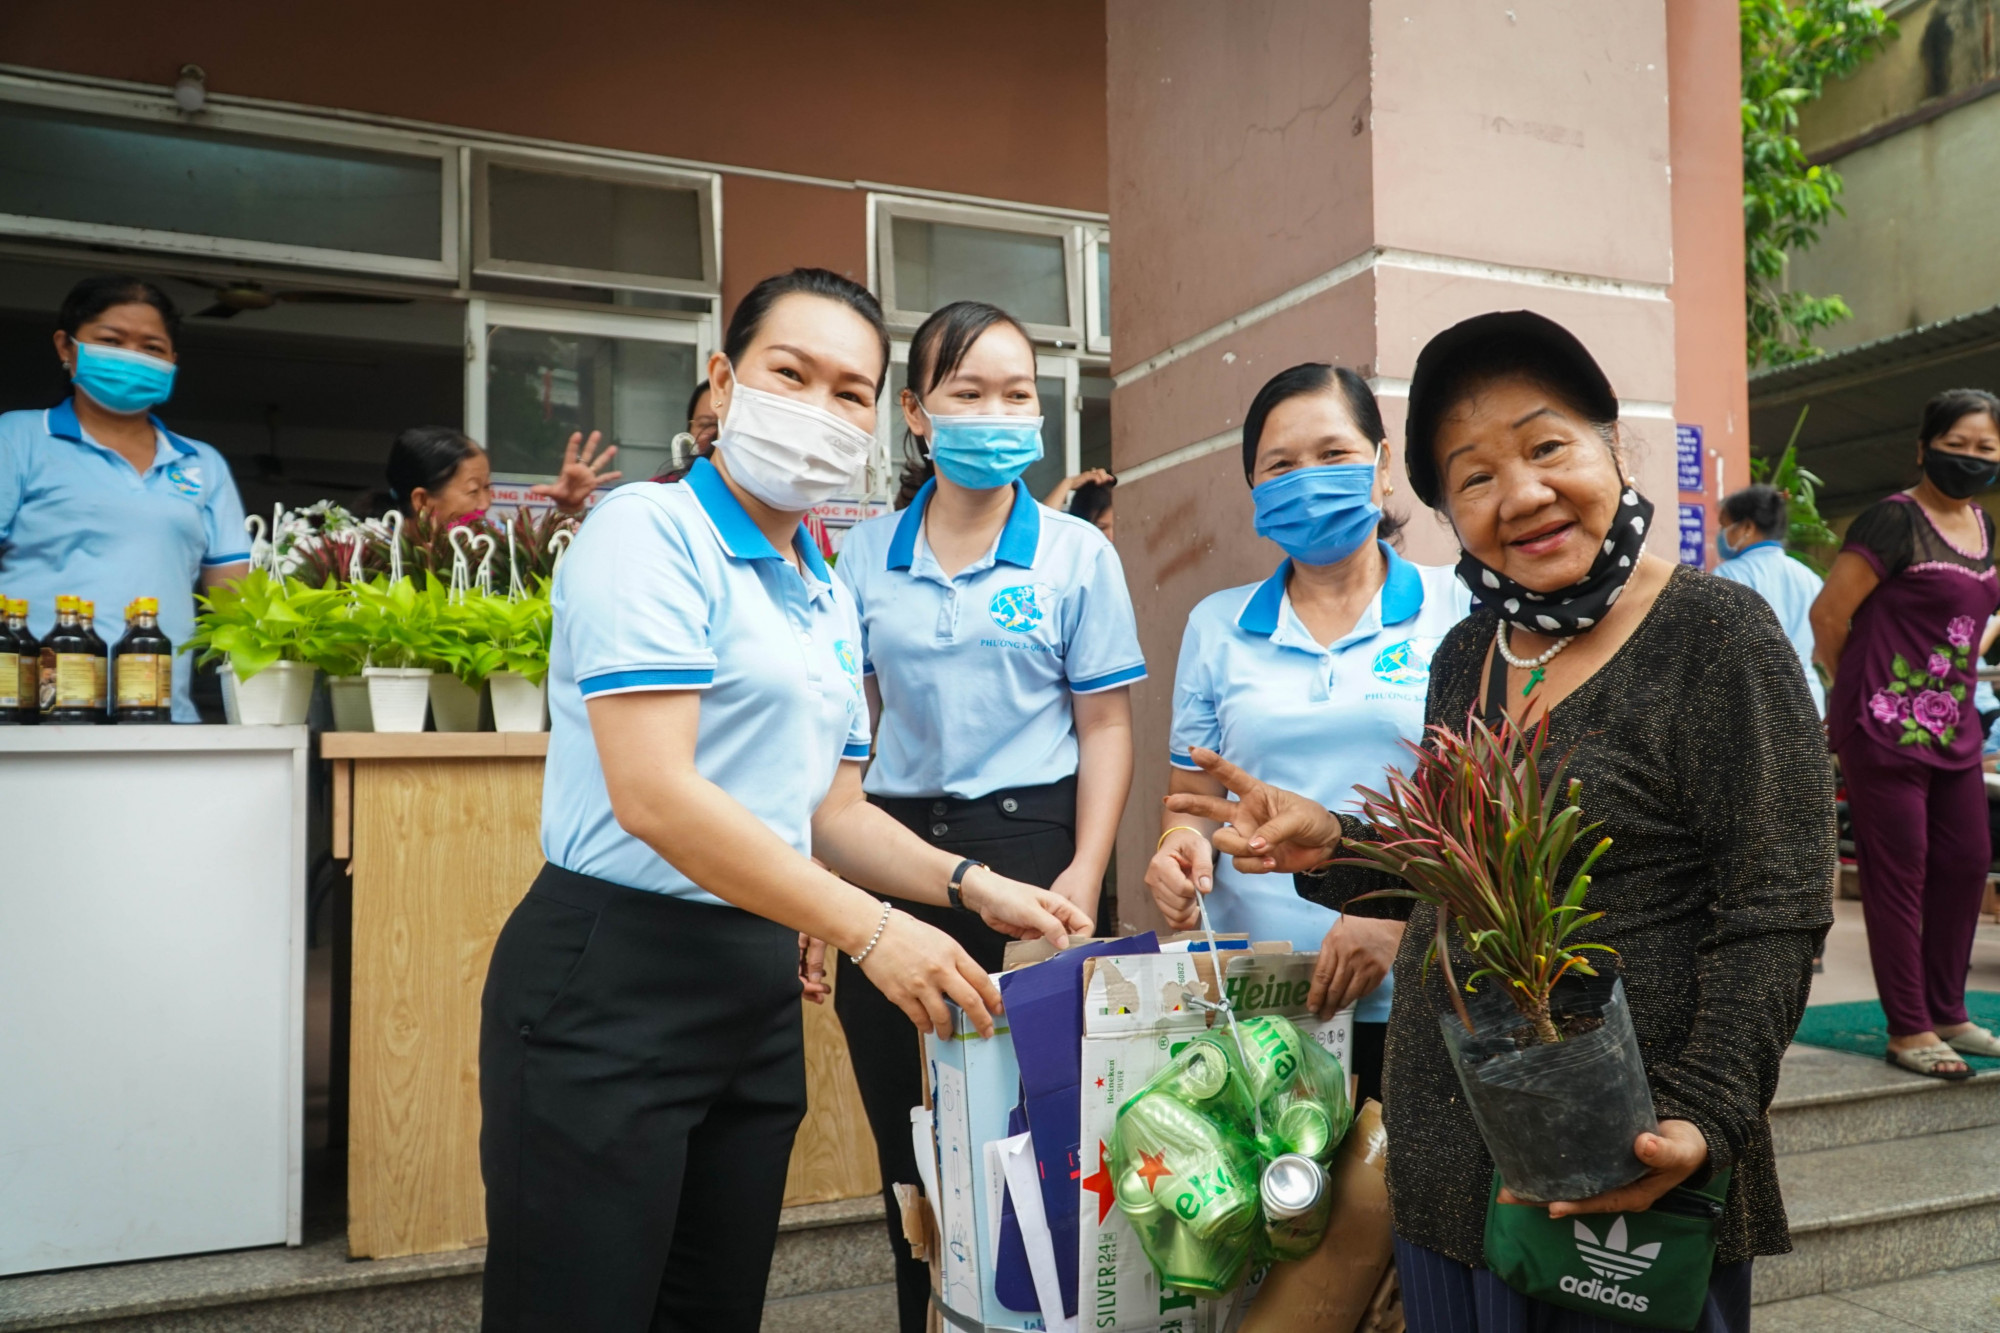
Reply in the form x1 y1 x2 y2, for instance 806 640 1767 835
1813 388 2000 1079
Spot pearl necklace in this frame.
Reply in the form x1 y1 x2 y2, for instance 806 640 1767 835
1496 624 1572 698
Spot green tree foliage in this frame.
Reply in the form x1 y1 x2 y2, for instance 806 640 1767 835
1743 0 1895 367
1749 407 1840 572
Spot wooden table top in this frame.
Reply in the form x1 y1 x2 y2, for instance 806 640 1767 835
320 732 550 759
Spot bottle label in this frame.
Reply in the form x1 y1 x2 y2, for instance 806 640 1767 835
55 653 96 708
117 654 165 708
0 651 16 708
20 653 37 711
158 654 174 705
91 655 107 708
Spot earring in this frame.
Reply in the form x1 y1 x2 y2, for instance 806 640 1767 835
1385 482 1395 497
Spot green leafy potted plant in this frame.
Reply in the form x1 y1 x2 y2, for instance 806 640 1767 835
1339 714 1656 1203
183 570 321 725
472 583 553 733
347 577 437 732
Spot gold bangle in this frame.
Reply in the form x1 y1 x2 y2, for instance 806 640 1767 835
1158 825 1203 851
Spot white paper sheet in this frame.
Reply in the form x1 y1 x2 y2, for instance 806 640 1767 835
999 1130 1077 1333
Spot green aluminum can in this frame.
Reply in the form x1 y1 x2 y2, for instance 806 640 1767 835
1276 1100 1334 1162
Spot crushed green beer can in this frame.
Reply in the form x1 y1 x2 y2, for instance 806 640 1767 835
1224 1014 1352 1163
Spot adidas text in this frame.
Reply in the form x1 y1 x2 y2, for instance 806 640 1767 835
1558 1274 1651 1313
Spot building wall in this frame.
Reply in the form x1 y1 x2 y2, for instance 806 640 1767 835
1 0 1110 310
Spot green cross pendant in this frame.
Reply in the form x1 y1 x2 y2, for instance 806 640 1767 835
1522 667 1545 697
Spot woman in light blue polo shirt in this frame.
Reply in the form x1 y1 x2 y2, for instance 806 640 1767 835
1145 362 1471 1104
0 275 249 721
834 300 1144 1333
477 270 1089 1333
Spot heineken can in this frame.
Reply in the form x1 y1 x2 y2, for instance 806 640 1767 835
1233 1015 1303 1104
1154 1197 1259 1296
1261 1153 1333 1261
1276 1099 1334 1162
1171 1040 1231 1103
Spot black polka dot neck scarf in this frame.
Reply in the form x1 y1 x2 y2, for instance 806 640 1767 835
1455 486 1656 635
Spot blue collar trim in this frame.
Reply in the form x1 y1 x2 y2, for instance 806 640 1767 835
1236 541 1426 637
1737 539 1785 556
684 457 831 581
46 397 195 459
886 477 1040 571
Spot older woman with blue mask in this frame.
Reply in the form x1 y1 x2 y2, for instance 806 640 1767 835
1145 362 1471 1105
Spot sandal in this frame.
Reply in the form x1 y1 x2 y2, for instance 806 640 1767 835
1887 1043 1976 1081
1944 1024 2000 1058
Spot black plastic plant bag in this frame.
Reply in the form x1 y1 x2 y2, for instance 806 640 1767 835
1438 969 1657 1203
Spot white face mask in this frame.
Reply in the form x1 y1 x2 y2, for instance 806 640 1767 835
713 372 875 512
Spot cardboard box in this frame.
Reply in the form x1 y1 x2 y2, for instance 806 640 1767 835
1077 951 1354 1333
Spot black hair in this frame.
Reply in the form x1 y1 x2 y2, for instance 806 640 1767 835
58 274 182 345
723 267 889 390
894 300 1036 509
1070 478 1115 526
1720 483 1788 539
1918 388 2000 449
385 426 483 515
1239 362 1406 546
687 380 711 423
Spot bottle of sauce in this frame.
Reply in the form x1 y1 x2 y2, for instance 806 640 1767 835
80 599 110 720
0 593 21 725
42 596 101 723
114 597 175 724
10 600 38 724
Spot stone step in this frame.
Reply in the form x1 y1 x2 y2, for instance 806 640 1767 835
1755 1122 2000 1304
0 1198 892 1331
1752 1256 2000 1332
1770 1045 2000 1155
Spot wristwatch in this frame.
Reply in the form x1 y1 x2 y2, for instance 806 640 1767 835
947 858 987 912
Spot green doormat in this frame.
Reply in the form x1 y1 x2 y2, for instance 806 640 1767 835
1793 992 2000 1070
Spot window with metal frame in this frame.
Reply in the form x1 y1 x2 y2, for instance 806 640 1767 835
873 196 1097 348
473 152 718 298
0 93 455 279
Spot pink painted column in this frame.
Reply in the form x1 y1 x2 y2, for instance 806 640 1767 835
1106 1 1693 929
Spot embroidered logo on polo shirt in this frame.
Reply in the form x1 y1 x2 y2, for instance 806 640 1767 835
1371 639 1429 685
834 639 864 697
989 584 1050 635
163 462 203 499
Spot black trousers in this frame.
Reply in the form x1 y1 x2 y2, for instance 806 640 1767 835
479 864 806 1333
835 776 1078 1333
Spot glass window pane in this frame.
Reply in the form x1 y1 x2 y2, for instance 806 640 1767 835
891 217 1069 327
0 101 442 259
1094 241 1110 342
1080 369 1112 474
486 163 703 283
485 327 696 482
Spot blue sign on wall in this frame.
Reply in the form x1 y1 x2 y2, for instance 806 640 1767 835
1678 503 1705 566
1676 424 1704 492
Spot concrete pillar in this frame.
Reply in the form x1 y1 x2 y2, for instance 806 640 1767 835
1106 0 1714 929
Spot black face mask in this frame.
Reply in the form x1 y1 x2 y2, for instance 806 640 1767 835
1922 447 2000 500
1457 486 1655 636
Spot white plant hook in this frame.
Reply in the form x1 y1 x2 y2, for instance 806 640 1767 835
505 522 527 601
548 527 574 575
346 531 366 586
447 525 477 605
384 510 405 584
472 532 498 597
269 503 287 578
244 513 267 573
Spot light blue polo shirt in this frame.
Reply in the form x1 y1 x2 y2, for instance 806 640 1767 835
836 478 1146 800
1169 543 1472 1020
540 457 872 902
1712 540 1826 716
0 399 249 722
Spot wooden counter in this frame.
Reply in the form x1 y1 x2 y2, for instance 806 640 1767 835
327 732 879 1260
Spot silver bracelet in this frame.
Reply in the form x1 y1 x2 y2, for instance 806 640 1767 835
849 901 893 966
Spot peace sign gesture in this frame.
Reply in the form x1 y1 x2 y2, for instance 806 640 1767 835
1163 748 1346 875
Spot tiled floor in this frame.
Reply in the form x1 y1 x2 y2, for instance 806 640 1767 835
1756 1259 2000 1332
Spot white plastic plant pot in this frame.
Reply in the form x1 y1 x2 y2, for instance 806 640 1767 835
229 659 315 726
327 675 375 732
488 671 548 733
364 667 433 733
429 673 484 733
220 666 240 725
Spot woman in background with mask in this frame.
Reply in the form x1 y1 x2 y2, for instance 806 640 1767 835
479 271 1090 1333
0 274 249 721
833 299 1143 1333
1811 387 2000 1080
1712 483 1825 715
1143 363 1470 1106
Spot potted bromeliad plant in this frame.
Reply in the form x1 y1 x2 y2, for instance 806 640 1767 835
1338 714 1656 1203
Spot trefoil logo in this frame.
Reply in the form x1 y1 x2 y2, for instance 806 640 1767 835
1555 1215 1658 1314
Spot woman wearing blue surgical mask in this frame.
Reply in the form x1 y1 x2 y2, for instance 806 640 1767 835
834 300 1144 1333
1144 362 1471 1106
0 274 250 721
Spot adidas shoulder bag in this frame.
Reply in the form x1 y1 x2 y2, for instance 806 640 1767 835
1482 1168 1731 1331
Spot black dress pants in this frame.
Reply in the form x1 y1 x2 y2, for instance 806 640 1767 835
835 776 1078 1333
480 864 806 1333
